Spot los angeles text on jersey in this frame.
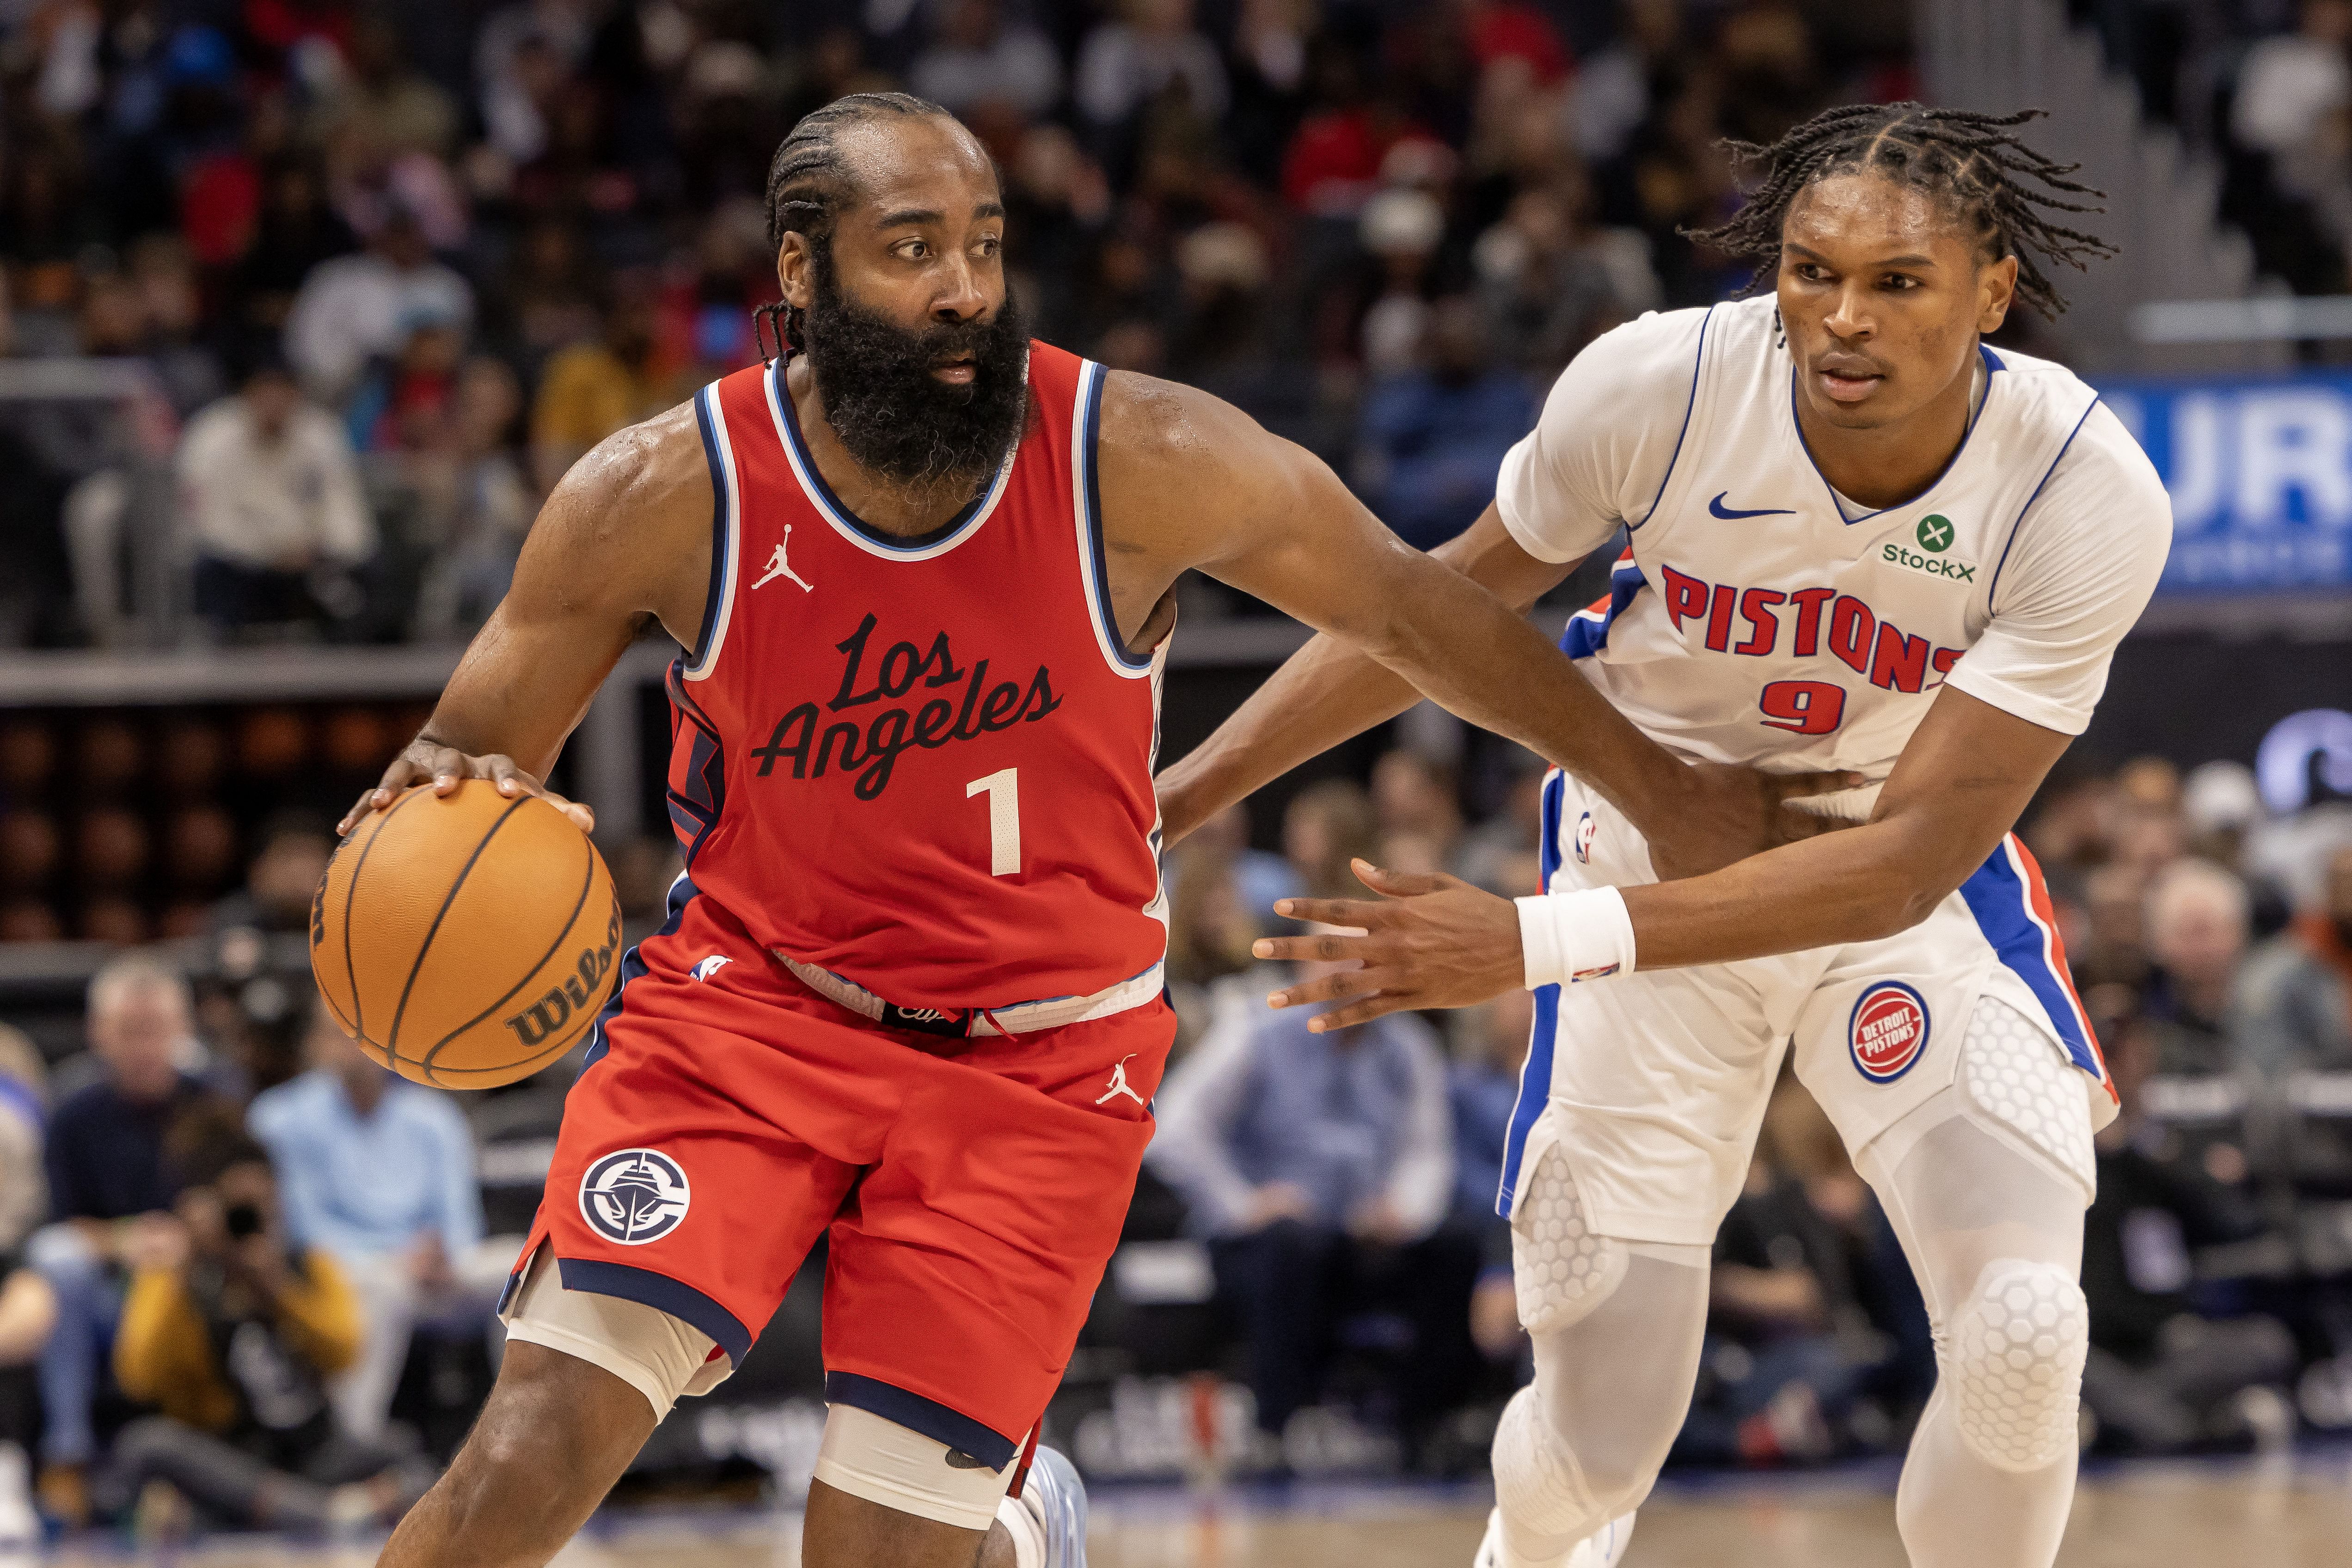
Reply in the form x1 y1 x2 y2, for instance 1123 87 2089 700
747 610 1063 799
1657 562 1964 694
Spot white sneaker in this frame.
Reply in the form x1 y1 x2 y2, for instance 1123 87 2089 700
1021 1445 1089 1568
1472 1507 1636 1568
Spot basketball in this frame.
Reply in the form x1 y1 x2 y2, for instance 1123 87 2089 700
310 781 622 1090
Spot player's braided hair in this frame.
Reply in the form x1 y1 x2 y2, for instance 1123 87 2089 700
756 92 954 361
1684 104 2115 318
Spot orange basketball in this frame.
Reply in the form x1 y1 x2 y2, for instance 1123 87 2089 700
311 781 622 1089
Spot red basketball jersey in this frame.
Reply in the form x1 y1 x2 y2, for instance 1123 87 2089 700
662 343 1168 1012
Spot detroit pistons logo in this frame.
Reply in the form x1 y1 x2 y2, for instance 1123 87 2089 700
1850 981 1929 1083
1573 811 1597 864
579 1149 692 1245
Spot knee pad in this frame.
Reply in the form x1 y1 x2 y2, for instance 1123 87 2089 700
1511 1146 1628 1337
1960 995 2095 1198
1948 1257 2088 1474
1490 1383 1601 1539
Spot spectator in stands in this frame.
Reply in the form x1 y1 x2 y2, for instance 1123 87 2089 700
1676 1083 1927 1466
1370 749 1466 875
29 955 224 1525
248 999 502 1446
104 1114 429 1533
1282 778 1381 900
0 1252 55 1550
177 357 376 641
0 1027 44 1254
282 208 473 407
1147 942 1477 1459
208 813 334 941
1452 989 1533 1360
529 270 670 492
912 0 1065 119
414 356 537 639
2231 2 2352 167
2079 1021 2298 1453
2236 843 2352 1076
1075 0 1229 143
1163 840 1275 1058
1355 297 1536 550
2142 859 2252 1073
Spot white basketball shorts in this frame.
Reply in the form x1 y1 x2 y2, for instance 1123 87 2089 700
1498 770 2118 1245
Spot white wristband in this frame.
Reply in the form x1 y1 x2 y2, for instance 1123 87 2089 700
1515 888 1637 989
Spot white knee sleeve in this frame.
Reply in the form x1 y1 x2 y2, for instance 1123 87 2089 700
1948 1258 2088 1474
1959 996 2095 1199
500 1244 731 1420
811 1403 1020 1531
1510 1146 1628 1336
1491 1384 1600 1538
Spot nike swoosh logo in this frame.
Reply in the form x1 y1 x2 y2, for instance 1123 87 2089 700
1708 492 1796 520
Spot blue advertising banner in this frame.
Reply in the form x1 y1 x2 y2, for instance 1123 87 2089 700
2095 372 2352 595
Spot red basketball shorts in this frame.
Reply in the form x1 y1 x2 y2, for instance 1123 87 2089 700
503 884 1173 1471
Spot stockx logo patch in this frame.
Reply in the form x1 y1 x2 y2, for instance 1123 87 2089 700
1882 513 1975 582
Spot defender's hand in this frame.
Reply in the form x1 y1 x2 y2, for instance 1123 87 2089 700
338 741 594 837
1252 861 1524 1030
1637 763 1866 881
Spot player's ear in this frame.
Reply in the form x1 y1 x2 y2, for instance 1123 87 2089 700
777 232 818 313
1977 251 2019 335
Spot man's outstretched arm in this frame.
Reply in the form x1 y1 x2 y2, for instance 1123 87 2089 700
1253 686 2071 1029
1103 376 1854 877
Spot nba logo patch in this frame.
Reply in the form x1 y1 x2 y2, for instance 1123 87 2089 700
580 1148 692 1244
1573 811 1597 864
1849 981 1929 1083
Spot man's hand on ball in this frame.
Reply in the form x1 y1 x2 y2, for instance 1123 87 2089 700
1251 860 1524 1030
338 740 594 837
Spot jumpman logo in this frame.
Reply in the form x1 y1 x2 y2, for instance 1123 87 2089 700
1096 1054 1145 1107
752 526 815 592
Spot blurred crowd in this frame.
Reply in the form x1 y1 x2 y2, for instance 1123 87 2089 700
0 0 1914 649
2 734 2351 1539
2084 0 2352 300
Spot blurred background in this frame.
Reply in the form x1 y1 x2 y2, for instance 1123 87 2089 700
0 0 2349 1557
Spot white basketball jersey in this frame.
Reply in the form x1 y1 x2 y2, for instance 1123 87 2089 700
1498 295 2172 816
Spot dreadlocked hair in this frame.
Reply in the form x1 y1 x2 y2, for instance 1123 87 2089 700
1684 104 2115 319
757 91 954 361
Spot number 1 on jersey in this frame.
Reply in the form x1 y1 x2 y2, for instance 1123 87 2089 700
966 768 1021 876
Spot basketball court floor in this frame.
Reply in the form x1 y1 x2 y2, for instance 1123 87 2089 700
37 1450 2352 1567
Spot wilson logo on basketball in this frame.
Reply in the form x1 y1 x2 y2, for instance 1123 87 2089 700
1849 980 1929 1082
503 905 624 1048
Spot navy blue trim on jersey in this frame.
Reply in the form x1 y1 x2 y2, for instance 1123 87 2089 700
1788 349 2000 526
1496 769 1567 1218
686 386 732 669
1559 553 1646 659
1984 398 2100 614
578 872 700 1075
769 357 992 552
1630 306 1714 532
560 1258 753 1365
1079 361 1153 672
662 661 727 866
825 1371 1019 1470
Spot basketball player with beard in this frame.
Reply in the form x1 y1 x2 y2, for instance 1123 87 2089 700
339 95 1849 1568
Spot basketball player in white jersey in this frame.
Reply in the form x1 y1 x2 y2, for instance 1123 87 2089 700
1159 105 2172 1568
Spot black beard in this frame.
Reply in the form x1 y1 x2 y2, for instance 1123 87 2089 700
801 255 1030 492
